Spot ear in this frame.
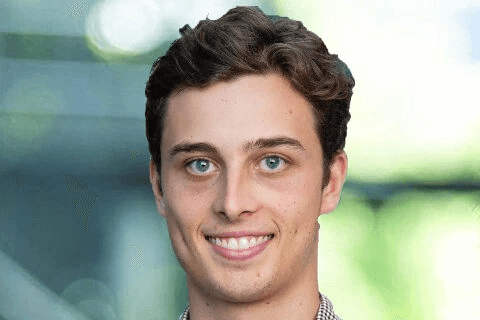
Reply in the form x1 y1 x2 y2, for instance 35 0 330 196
320 151 348 215
149 159 166 217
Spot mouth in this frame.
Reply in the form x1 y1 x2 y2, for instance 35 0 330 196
205 234 274 261
205 234 274 250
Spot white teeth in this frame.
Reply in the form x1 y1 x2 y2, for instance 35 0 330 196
228 238 238 250
238 237 249 250
208 235 272 250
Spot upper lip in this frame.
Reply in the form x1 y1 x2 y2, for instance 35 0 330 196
205 231 274 238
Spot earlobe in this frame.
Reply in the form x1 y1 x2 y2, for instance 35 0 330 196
157 198 166 217
320 151 348 215
149 159 166 217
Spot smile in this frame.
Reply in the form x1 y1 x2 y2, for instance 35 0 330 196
206 235 274 250
205 234 274 261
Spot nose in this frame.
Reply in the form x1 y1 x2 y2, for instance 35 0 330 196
212 167 258 221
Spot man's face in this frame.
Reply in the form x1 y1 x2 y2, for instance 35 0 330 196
150 74 347 303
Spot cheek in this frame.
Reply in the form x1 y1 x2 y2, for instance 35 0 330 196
163 202 205 269
265 175 323 246
164 197 202 234
267 172 322 213
162 177 213 236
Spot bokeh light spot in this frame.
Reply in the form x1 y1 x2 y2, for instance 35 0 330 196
85 0 165 55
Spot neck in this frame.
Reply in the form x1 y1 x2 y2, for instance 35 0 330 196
187 261 320 320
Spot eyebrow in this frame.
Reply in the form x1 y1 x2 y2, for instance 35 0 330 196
168 136 306 159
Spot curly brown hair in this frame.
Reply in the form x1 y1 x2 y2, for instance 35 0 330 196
146 6 355 194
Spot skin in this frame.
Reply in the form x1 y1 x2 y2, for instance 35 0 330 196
149 73 347 320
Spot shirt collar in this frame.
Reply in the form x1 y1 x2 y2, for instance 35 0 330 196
178 292 342 320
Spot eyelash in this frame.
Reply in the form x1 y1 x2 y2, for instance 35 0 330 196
184 155 290 176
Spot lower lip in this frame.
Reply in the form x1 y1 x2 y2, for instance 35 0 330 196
208 237 272 261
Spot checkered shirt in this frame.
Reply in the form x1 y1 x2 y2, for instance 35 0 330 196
178 292 342 319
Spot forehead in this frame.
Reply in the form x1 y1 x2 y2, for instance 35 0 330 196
162 74 320 156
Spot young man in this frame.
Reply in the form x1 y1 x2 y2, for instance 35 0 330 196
145 6 354 320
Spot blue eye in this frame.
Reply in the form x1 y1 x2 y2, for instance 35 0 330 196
259 156 286 172
187 159 214 175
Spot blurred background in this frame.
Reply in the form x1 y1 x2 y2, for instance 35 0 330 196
0 0 479 319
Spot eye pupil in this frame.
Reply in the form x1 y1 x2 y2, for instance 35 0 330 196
195 160 210 172
266 157 280 169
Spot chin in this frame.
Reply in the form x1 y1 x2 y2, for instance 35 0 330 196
214 288 270 304
201 274 278 304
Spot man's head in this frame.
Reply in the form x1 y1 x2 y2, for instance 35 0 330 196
145 6 354 306
146 6 354 194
